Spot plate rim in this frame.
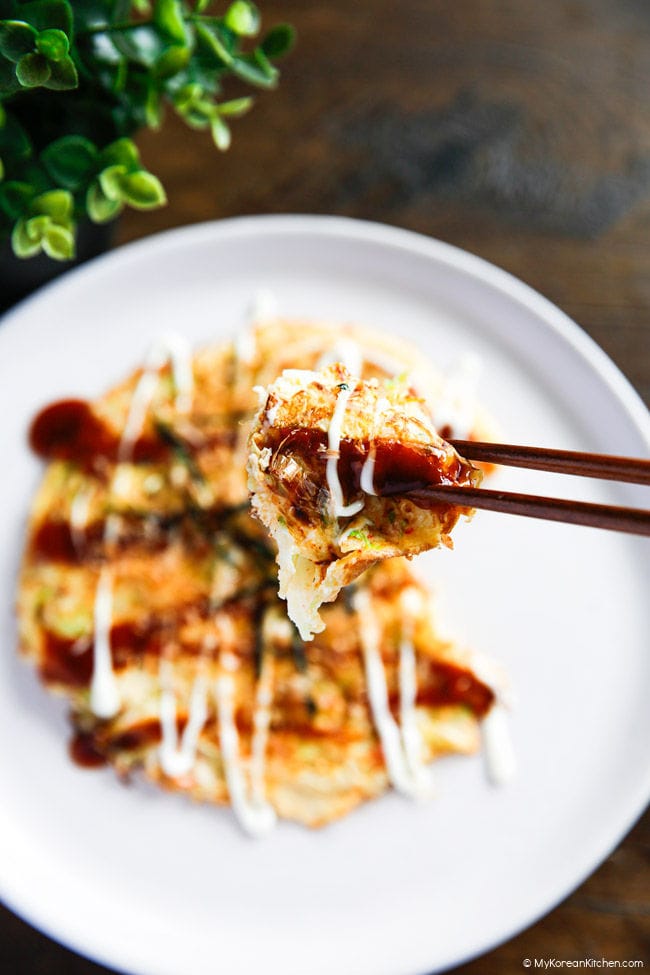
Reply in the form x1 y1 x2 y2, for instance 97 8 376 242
1 213 649 975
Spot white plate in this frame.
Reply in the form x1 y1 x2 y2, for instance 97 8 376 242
0 216 648 975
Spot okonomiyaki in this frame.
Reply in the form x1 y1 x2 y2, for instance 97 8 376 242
17 317 512 833
248 363 481 639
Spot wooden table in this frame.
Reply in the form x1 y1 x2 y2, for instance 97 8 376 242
1 0 648 971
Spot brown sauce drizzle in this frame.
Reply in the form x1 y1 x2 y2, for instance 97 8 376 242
268 427 476 509
29 398 238 470
31 516 173 564
29 503 257 566
31 519 81 563
29 398 169 466
41 631 93 687
30 400 114 462
69 731 108 768
39 587 266 688
41 618 166 687
70 720 164 766
408 660 493 719
109 719 163 753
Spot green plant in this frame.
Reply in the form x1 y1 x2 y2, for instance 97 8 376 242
0 1 294 260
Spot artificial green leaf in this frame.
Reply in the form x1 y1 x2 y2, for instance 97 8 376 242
119 169 166 208
0 20 36 62
261 23 295 59
16 51 51 86
181 109 209 129
224 1 260 38
0 179 32 218
98 163 127 200
152 42 189 79
195 22 233 66
35 27 69 62
85 29 122 67
0 113 31 160
41 135 98 190
231 51 277 88
42 222 74 259
25 213 49 241
174 88 214 127
195 96 216 115
110 24 166 66
12 216 41 257
194 0 210 11
32 188 73 221
210 113 230 151
0 157 3 180
0 102 5 125
252 46 277 78
21 161 48 194
177 58 222 93
145 82 163 128
42 52 77 89
0 55 19 94
112 55 127 93
153 0 189 45
18 1 72 35
174 82 202 113
100 137 140 170
132 0 151 12
86 180 122 223
216 96 253 118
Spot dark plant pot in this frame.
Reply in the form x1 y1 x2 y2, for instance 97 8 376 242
0 221 115 315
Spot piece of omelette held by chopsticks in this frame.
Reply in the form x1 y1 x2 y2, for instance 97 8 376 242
247 363 481 640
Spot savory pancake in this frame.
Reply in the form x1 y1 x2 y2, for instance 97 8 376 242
17 317 508 832
248 363 481 639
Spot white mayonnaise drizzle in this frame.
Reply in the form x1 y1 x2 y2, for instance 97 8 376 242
354 590 432 799
249 288 278 325
417 595 516 787
215 671 277 837
349 347 403 377
69 486 93 556
327 383 364 518
459 650 516 785
88 332 194 720
111 465 134 499
482 702 516 785
358 394 390 496
360 445 377 495
158 661 208 778
398 588 436 794
89 567 120 719
103 512 122 548
235 289 277 363
119 332 194 461
249 642 276 806
429 355 481 439
235 328 256 365
317 338 363 377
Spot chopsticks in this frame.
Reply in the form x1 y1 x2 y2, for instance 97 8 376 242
450 440 650 485
414 440 650 536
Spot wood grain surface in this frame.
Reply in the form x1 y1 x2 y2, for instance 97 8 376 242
1 0 649 972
